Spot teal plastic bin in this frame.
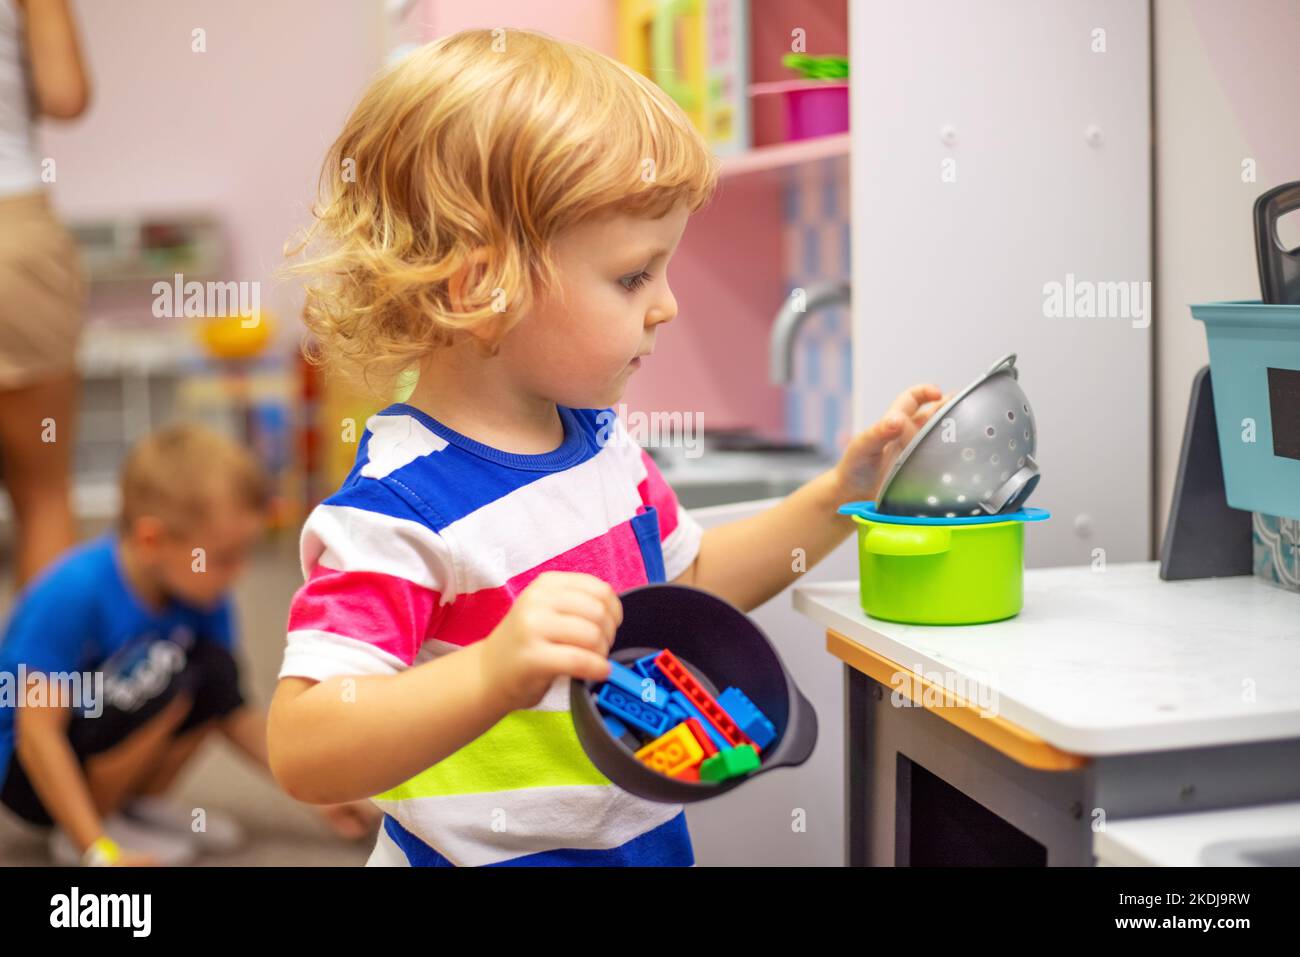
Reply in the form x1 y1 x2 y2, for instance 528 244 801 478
1192 300 1300 520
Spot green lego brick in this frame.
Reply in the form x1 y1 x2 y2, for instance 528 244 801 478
699 745 760 783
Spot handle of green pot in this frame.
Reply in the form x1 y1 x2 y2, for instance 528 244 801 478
862 524 951 556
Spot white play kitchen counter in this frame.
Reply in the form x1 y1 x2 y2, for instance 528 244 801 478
793 562 1300 866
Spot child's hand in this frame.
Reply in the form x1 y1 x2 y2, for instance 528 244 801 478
481 571 621 711
833 384 947 503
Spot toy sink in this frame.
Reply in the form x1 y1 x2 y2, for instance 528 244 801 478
569 583 818 803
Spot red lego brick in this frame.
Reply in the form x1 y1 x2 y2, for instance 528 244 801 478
684 717 719 757
653 650 756 751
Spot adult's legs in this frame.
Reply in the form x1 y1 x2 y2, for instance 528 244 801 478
0 372 78 586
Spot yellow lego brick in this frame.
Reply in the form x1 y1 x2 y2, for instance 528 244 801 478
635 721 705 778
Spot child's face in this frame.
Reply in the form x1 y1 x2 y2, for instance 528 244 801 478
497 201 690 409
133 500 265 609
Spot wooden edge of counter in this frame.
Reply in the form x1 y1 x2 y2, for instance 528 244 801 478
827 628 1089 772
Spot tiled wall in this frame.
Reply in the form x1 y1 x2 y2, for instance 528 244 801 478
782 155 852 456
1254 513 1300 592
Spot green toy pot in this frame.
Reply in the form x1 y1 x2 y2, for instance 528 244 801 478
837 502 1051 625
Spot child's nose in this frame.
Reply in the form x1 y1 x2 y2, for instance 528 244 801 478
648 289 678 326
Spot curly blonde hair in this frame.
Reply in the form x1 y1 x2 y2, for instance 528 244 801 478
282 28 720 396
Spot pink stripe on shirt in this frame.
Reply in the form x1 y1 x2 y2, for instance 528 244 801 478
287 565 444 666
437 518 653 647
637 449 681 538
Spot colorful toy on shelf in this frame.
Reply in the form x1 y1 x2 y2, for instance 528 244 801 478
617 0 751 156
749 52 849 142
590 646 775 785
197 310 274 362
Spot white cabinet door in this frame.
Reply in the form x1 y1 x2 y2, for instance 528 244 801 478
682 498 856 866
850 0 1153 567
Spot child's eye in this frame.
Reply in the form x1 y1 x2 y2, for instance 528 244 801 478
620 271 652 292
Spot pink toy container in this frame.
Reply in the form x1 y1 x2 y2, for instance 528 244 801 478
750 80 849 141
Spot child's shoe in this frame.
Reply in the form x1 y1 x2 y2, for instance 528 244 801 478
48 813 199 866
121 795 246 854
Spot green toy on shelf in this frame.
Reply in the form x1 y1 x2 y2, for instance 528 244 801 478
781 53 848 80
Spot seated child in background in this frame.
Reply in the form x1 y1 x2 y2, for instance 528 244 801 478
0 423 375 866
268 28 943 867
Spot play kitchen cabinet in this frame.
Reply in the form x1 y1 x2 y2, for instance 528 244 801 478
793 563 1300 866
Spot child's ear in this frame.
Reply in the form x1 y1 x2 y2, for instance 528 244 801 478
447 246 493 314
447 247 509 356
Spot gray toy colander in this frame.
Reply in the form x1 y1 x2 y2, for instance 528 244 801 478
877 353 1040 518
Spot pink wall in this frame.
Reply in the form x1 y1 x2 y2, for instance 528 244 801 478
39 1 384 330
38 0 822 436
1187 0 1300 177
417 0 793 433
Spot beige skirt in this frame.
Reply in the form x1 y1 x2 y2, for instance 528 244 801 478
0 190 86 389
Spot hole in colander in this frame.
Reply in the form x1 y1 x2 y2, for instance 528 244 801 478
957 494 967 503
985 425 996 437
1009 438 1017 450
941 473 952 484
984 488 993 498
972 474 982 484
1018 457 1025 467
1023 403 1030 413
970 508 981 515
1006 410 1015 421
926 495 938 505
946 512 956 518
1023 429 1030 440
962 448 975 461
990 454 1000 465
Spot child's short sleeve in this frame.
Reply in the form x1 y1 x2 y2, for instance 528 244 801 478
1 586 98 678
280 487 456 683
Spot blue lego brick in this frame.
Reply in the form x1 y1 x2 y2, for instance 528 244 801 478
606 660 669 709
718 687 777 751
634 651 665 682
596 684 671 738
668 690 728 751
603 713 629 739
666 700 688 723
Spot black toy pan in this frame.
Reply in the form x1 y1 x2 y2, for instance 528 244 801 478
569 583 818 803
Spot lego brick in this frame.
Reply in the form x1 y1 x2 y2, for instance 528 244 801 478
603 713 630 739
684 717 718 757
654 649 757 751
717 687 777 752
635 722 705 778
633 652 665 682
699 745 761 783
605 660 670 709
596 684 671 738
668 690 728 752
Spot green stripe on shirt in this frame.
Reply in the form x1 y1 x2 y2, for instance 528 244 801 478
375 709 612 800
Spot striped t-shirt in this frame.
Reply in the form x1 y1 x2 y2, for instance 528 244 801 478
279 402 704 866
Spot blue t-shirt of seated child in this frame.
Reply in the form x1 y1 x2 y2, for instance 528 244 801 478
0 534 235 783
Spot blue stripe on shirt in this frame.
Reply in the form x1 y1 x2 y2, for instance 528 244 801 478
382 810 694 867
